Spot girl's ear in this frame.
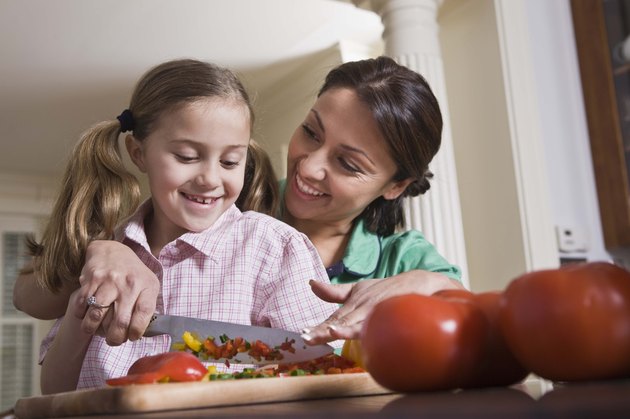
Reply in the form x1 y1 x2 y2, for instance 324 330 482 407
125 135 147 173
383 178 414 200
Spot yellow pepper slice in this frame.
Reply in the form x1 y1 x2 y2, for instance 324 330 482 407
341 339 364 369
182 331 203 352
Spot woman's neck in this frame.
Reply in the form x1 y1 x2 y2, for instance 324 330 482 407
285 215 353 268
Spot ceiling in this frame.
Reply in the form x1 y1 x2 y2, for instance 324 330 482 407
0 0 382 178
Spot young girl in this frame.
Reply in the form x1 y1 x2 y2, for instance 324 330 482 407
33 59 337 393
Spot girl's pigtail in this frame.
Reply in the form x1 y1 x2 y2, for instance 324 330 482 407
236 139 278 216
29 121 140 292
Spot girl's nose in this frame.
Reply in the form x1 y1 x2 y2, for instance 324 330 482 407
194 163 219 188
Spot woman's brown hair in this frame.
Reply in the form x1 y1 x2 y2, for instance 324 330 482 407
29 59 277 292
319 56 443 236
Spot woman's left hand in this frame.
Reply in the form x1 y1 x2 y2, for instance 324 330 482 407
302 270 464 344
71 240 160 346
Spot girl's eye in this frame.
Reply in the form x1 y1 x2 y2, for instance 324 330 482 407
221 160 240 169
175 154 198 162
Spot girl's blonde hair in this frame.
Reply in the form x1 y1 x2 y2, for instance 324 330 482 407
29 59 277 292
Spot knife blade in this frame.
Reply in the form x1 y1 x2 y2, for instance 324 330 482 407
144 314 333 365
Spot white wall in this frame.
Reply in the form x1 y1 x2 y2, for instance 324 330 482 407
524 0 613 265
439 0 619 292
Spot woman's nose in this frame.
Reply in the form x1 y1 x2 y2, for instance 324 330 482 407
300 150 327 181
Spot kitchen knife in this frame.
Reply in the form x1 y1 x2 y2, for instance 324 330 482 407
144 314 333 365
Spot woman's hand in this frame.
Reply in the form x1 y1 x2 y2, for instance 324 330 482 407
72 240 160 346
302 270 464 344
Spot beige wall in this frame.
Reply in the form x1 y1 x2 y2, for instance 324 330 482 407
253 46 359 179
439 0 528 291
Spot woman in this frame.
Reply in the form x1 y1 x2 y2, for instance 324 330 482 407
282 56 462 343
14 57 463 346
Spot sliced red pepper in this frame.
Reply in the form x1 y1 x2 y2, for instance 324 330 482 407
106 372 164 386
106 352 207 386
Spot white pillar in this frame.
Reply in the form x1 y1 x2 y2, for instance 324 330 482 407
361 0 469 286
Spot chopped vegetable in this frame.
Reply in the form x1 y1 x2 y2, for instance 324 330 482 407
182 331 203 352
173 332 296 363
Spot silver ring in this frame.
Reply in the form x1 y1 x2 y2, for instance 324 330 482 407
86 295 110 309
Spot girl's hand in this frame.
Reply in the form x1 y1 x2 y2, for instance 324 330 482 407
302 270 464 344
41 288 94 394
72 240 160 346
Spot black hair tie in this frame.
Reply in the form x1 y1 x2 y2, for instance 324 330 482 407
117 109 134 133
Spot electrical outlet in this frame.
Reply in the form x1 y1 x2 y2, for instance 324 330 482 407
555 226 588 253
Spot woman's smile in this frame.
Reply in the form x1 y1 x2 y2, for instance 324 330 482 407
295 173 326 197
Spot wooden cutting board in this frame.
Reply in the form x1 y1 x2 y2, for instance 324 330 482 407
14 372 392 418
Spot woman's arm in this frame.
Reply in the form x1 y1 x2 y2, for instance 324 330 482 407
13 262 76 319
302 270 464 343
71 240 160 345
14 240 160 345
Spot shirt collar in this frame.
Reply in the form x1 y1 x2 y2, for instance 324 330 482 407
114 199 151 247
180 205 241 257
115 199 242 257
342 218 381 276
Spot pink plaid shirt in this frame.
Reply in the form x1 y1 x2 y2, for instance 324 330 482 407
41 200 337 389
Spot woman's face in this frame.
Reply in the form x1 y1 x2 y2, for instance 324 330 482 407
285 88 409 227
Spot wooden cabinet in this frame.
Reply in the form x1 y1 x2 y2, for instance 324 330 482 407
572 0 630 251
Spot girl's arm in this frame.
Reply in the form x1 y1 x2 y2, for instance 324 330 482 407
13 262 76 319
303 270 464 343
40 290 94 394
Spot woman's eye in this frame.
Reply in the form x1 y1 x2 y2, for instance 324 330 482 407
338 158 361 174
302 124 318 141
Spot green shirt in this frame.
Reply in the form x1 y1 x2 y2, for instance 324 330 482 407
278 179 462 285
329 218 461 284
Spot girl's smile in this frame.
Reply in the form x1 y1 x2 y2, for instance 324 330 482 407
181 192 220 206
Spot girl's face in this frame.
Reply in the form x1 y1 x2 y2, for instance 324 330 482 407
285 88 410 227
127 98 250 244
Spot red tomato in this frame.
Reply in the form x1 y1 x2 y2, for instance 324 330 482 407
106 352 207 386
499 261 630 382
434 289 529 388
360 294 488 392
